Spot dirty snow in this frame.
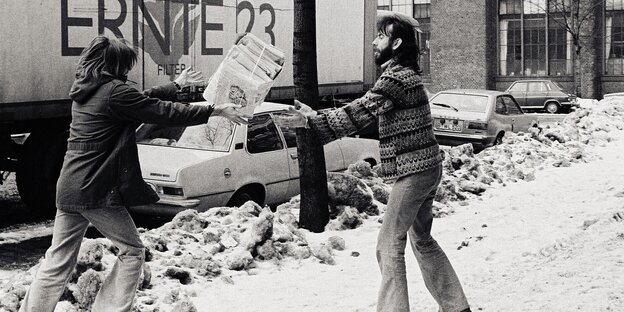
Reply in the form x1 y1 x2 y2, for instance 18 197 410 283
1 99 624 311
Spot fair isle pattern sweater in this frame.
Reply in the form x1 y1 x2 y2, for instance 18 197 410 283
308 61 442 179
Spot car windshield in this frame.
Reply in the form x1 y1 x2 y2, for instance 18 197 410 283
136 116 236 152
430 93 490 113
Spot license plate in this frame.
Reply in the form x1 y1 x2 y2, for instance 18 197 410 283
434 119 463 132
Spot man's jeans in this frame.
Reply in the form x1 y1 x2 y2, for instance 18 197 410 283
377 165 469 312
20 206 144 312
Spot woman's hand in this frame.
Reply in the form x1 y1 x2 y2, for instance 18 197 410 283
212 103 252 125
276 100 317 128
174 67 205 88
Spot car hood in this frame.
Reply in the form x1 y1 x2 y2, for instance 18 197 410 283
430 108 488 122
138 144 228 182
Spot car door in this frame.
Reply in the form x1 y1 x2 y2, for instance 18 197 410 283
501 95 526 132
273 121 302 198
507 82 527 107
491 96 514 134
245 114 290 204
503 96 535 132
526 81 547 109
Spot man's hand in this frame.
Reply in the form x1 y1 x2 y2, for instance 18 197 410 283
174 67 205 88
276 100 317 128
213 103 252 125
293 100 317 118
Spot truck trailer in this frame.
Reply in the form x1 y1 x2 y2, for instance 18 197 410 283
0 0 377 214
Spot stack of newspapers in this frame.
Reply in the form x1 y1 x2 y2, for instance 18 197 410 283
203 33 285 115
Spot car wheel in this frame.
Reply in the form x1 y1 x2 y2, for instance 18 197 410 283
545 102 560 114
364 158 376 167
494 133 504 146
228 187 263 207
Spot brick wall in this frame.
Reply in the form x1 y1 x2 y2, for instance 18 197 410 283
424 0 614 98
601 80 624 94
429 0 497 93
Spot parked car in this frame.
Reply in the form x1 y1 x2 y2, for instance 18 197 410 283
505 79 578 113
131 102 380 216
429 89 539 151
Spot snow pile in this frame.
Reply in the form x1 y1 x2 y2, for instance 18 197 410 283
2 99 622 312
0 202 317 312
437 98 624 204
325 162 393 231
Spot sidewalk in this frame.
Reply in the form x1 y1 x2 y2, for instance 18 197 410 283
186 131 624 312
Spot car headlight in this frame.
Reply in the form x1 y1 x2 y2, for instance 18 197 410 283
147 183 184 196
162 187 184 196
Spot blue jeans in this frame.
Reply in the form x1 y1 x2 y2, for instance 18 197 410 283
376 165 469 312
20 206 144 312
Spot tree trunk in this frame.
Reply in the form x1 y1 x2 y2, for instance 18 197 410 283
293 0 329 232
574 46 582 97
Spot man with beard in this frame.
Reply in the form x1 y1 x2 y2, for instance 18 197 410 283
281 11 471 312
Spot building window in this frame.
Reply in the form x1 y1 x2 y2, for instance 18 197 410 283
498 0 573 77
524 18 546 76
499 19 522 76
376 0 431 77
414 0 431 77
499 0 522 14
606 0 624 75
378 0 391 11
413 1 430 19
549 18 573 76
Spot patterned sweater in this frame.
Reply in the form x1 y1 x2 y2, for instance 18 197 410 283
308 60 442 179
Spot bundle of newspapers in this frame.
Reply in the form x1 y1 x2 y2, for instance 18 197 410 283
203 33 285 115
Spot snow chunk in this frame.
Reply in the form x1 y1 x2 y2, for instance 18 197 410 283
327 236 346 251
312 243 335 265
225 248 254 270
326 206 363 231
165 267 192 285
162 210 209 233
71 269 102 310
327 172 378 215
171 298 198 312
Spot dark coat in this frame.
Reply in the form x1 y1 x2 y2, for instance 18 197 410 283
56 73 213 211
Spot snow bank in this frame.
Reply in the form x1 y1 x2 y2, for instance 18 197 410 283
438 98 624 205
0 202 315 312
2 98 622 312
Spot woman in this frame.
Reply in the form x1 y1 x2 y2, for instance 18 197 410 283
20 35 249 312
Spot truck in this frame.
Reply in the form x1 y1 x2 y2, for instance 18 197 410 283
0 0 378 215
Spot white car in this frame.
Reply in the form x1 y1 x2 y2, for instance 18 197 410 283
131 102 380 216
430 89 539 151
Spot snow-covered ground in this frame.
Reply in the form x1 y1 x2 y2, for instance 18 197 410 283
1 98 623 312
143 137 624 312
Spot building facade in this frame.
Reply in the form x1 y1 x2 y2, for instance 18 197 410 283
378 0 624 98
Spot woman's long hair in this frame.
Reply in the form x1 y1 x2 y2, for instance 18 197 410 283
75 35 138 80
377 15 422 74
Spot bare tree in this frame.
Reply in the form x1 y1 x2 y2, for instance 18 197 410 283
293 0 329 232
526 0 603 96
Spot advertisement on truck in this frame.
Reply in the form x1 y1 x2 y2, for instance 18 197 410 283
1 0 375 106
0 0 376 214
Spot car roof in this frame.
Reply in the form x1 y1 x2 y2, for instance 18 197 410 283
254 102 290 114
433 89 507 97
